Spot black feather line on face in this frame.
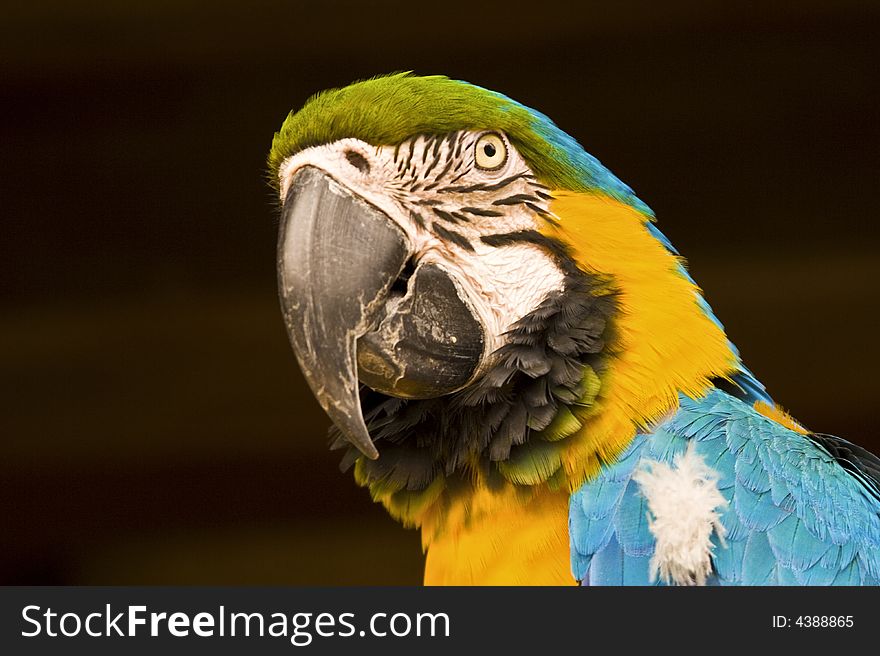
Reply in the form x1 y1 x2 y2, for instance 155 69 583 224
432 223 474 251
432 207 466 224
330 236 617 498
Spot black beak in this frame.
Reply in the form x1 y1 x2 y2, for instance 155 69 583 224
277 166 485 459
277 167 409 459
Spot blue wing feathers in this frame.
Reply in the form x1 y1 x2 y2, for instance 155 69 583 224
586 535 625 585
587 534 655 586
735 451 771 493
570 387 880 585
645 427 686 462
733 480 789 531
698 438 735 490
775 565 800 586
767 514 829 571
799 561 839 586
680 413 725 441
614 481 655 558
741 532 776 585
831 560 861 585
569 497 615 559
718 494 751 542
710 534 745 583
604 434 647 480
819 541 857 571
579 476 627 521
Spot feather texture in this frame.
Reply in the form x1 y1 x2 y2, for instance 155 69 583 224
570 388 880 585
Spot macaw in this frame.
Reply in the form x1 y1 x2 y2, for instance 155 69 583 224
270 73 880 585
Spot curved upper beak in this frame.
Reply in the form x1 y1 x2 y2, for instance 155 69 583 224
277 166 410 459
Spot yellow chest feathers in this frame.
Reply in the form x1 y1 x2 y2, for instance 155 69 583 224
423 487 573 585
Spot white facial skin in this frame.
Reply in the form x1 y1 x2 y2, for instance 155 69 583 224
278 131 566 364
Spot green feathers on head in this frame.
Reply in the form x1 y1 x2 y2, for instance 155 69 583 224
269 72 534 180
268 72 648 211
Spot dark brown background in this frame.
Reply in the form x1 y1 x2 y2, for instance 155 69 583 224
2 1 878 585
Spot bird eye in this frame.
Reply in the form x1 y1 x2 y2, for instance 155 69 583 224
474 132 507 171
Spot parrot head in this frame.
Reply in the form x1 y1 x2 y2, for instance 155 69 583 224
270 73 741 531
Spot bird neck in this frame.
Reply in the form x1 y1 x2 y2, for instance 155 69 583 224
384 189 742 583
542 190 740 487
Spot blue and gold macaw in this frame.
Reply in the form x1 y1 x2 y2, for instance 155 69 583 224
270 73 880 585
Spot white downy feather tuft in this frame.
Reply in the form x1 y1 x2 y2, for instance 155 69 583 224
633 444 727 586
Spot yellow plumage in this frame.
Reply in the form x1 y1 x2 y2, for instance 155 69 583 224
422 191 740 585
753 400 808 434
424 487 572 585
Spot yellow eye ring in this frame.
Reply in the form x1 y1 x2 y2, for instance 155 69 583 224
474 132 508 171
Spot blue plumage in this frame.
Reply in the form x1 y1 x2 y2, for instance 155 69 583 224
569 388 880 585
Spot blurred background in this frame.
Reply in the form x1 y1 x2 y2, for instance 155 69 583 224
2 1 878 584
